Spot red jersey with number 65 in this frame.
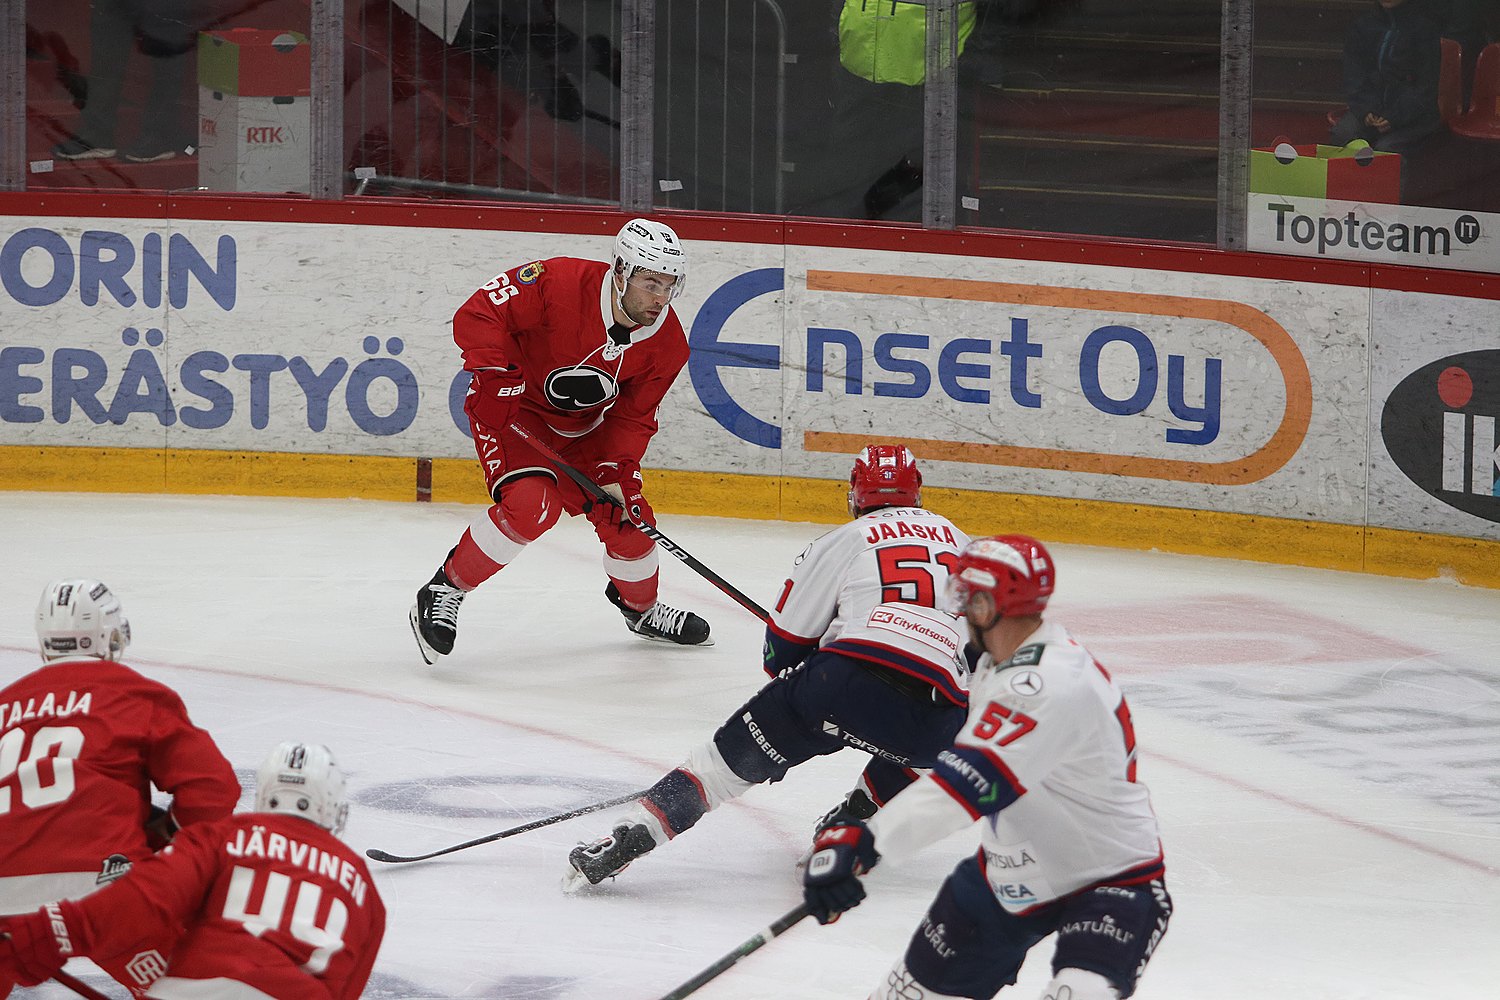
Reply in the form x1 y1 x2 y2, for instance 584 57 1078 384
453 255 690 462
0 658 238 891
63 812 386 1000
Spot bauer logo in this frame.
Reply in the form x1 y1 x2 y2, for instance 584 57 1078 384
1382 350 1500 523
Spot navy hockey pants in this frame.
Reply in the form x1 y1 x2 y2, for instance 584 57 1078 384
898 856 1173 999
712 648 966 787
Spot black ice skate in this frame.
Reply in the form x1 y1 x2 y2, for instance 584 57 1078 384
562 822 657 892
797 788 879 871
605 582 712 646
409 566 466 664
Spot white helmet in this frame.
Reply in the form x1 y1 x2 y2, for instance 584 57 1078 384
613 218 687 301
255 742 349 835
36 579 131 661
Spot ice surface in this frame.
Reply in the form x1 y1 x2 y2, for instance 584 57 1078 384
2 492 1498 998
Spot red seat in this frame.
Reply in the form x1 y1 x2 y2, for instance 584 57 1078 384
1450 42 1500 139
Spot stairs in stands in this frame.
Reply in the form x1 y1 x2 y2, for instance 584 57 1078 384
969 0 1364 243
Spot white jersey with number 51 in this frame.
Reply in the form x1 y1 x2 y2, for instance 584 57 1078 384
767 507 971 695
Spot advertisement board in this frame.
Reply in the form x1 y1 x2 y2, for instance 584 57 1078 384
1368 288 1500 541
2 203 1498 583
1246 193 1494 273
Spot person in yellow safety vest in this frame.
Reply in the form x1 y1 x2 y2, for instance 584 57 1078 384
838 0 979 86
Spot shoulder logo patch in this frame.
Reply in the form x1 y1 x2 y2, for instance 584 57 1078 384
516 261 545 284
1002 644 1044 669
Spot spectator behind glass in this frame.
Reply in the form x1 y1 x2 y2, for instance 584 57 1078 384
52 0 197 163
1329 0 1444 153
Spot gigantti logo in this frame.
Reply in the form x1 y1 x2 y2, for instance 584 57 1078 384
1382 351 1500 522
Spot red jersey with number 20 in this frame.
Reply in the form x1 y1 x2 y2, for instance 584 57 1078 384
64 812 386 1000
453 255 690 462
0 658 238 886
768 507 971 702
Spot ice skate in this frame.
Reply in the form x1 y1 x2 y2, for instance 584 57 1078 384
605 582 712 646
410 567 466 664
796 788 879 872
562 822 657 892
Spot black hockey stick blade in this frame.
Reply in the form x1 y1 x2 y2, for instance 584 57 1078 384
56 970 113 1000
654 904 812 1000
365 788 648 864
505 421 770 622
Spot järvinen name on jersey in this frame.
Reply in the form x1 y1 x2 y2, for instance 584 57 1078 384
225 824 370 905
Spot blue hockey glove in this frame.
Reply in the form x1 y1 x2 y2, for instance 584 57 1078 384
802 820 879 925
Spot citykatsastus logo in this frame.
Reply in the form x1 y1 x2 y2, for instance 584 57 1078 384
1382 350 1500 523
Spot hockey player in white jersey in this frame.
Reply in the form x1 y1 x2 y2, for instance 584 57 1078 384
563 445 973 890
802 535 1171 1000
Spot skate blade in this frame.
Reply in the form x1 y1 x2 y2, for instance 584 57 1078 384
408 605 440 665
629 630 715 648
560 864 595 894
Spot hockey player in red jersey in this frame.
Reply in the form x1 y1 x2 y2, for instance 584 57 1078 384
802 536 1172 1000
409 217 712 664
0 579 239 997
563 445 974 891
0 742 386 1000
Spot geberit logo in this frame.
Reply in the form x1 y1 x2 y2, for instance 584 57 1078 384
1263 203 1481 258
1382 351 1500 523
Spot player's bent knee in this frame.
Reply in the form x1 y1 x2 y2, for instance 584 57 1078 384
710 712 793 785
600 523 655 560
497 476 562 541
1041 968 1120 1000
868 960 967 1000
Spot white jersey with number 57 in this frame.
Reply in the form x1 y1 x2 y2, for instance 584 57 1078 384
867 619 1166 913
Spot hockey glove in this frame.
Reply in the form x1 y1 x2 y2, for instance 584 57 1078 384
0 905 72 987
462 366 525 430
802 820 880 925
587 460 654 529
145 803 179 850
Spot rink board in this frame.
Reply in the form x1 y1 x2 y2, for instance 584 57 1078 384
2 198 1499 584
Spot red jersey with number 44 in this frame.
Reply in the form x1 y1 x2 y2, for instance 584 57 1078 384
64 812 386 1000
453 255 690 459
0 658 238 880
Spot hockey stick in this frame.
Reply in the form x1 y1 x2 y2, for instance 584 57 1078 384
365 787 649 864
56 970 112 1000
654 904 812 1000
505 421 770 622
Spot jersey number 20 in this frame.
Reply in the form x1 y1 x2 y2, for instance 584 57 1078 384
0 726 84 814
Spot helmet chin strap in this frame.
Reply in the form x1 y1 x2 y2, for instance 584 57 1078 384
611 265 633 325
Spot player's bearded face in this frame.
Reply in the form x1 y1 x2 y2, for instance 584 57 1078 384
620 270 678 325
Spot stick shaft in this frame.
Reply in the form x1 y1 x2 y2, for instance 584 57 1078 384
365 788 647 864
505 421 770 622
56 970 113 1000
655 905 811 1000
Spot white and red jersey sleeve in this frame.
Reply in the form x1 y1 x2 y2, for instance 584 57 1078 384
768 508 970 646
0 660 238 881
868 620 1165 912
68 813 386 1000
453 256 689 457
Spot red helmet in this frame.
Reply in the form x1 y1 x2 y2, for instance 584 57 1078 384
848 445 922 515
943 535 1055 619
